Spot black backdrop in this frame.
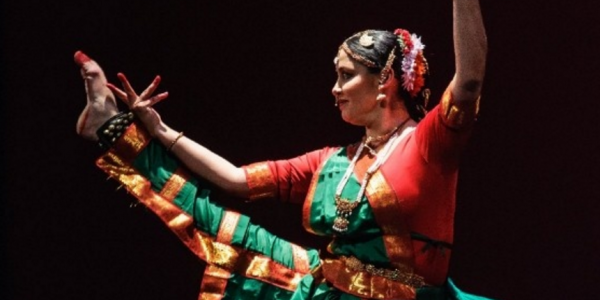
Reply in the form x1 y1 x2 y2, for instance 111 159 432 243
3 0 600 299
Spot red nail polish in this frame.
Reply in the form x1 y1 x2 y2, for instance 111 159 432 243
74 50 91 66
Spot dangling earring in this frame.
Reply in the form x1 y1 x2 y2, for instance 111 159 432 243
376 84 386 104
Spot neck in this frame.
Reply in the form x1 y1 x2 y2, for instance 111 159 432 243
365 107 413 138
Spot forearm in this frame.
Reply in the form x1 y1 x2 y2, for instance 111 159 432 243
451 0 487 102
153 122 250 197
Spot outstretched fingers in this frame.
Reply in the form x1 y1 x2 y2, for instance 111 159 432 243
131 91 169 109
106 82 128 101
140 75 162 99
107 73 169 110
143 91 169 108
116 73 138 101
137 75 168 107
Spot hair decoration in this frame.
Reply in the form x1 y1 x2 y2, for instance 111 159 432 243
358 32 375 48
340 43 377 68
393 28 427 97
379 46 397 84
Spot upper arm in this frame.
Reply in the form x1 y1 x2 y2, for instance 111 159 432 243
415 89 475 173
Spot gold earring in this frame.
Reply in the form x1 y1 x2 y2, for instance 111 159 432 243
376 84 386 102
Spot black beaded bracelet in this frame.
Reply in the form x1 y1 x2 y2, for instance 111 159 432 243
96 111 135 150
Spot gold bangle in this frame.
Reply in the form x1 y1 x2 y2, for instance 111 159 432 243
167 131 184 152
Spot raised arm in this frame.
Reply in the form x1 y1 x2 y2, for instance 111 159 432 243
449 0 487 103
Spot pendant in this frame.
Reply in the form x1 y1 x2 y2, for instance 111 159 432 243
333 216 350 233
333 196 360 233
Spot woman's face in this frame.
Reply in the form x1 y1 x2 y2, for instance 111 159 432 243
332 50 380 126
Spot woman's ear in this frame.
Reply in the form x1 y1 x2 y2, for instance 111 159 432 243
376 68 395 105
376 68 401 107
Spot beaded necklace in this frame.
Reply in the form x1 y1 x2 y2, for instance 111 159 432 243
332 118 412 233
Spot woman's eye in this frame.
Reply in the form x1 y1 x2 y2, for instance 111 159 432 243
341 72 353 80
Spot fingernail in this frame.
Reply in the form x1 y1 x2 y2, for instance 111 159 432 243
74 50 91 66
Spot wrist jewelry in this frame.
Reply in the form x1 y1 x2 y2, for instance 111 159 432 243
168 131 184 152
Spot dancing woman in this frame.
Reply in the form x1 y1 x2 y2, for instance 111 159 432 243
74 0 489 299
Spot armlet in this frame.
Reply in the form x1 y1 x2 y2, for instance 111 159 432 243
439 89 480 129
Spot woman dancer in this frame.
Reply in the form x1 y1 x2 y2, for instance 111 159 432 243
74 1 489 299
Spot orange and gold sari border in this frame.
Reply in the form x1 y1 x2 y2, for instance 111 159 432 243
366 172 415 269
160 167 190 202
291 244 310 273
302 148 340 235
243 162 277 200
440 89 480 129
193 232 307 291
97 153 306 292
302 169 320 235
320 258 417 300
216 211 240 244
302 154 333 236
197 291 225 300
97 149 213 261
240 251 306 291
96 151 150 197
201 242 307 291
303 147 346 235
198 265 231 300
111 121 153 163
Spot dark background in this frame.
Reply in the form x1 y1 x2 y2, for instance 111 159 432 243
3 0 600 299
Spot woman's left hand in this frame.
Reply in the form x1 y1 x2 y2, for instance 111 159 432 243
107 73 169 136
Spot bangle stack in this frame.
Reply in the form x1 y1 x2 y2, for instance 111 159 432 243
168 131 184 152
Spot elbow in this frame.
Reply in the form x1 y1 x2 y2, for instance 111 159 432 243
461 79 483 94
223 169 251 198
456 54 487 100
451 76 484 104
456 79 484 104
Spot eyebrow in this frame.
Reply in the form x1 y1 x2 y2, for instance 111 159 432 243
336 64 355 72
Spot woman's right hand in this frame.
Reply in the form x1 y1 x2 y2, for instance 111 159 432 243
107 73 169 137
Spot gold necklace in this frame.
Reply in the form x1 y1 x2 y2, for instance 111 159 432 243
363 118 411 156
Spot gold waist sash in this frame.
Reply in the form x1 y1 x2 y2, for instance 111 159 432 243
315 256 426 300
